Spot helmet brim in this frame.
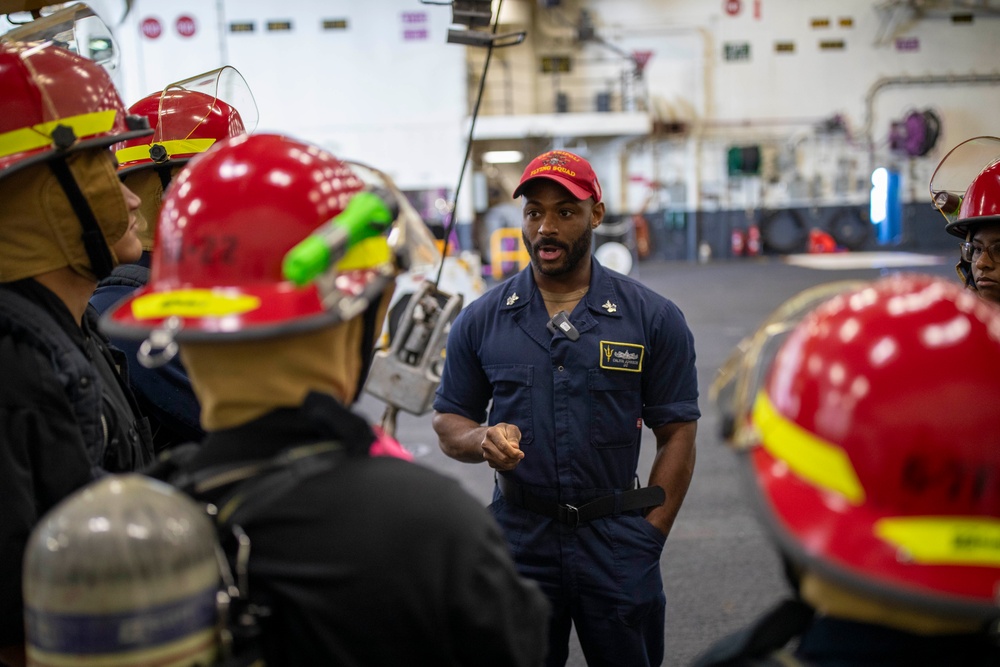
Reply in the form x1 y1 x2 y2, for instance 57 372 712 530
743 446 1000 620
945 214 1000 239
101 271 391 343
0 128 153 183
117 155 191 179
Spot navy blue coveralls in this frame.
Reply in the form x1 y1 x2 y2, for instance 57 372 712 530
434 258 700 667
90 251 204 451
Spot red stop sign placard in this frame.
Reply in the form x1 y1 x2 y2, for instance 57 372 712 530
140 17 162 39
176 15 197 38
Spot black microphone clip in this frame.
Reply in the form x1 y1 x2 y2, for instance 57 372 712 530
547 310 580 341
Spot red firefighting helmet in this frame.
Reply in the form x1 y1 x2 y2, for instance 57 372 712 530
101 132 439 346
718 274 1000 619
930 136 1000 240
114 66 257 176
0 39 150 181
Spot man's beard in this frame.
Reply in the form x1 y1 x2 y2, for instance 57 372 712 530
524 225 592 277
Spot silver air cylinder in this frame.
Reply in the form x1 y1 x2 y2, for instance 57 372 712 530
23 474 222 667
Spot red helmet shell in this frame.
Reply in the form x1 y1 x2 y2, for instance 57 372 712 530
103 133 368 339
946 158 1000 239
114 89 246 175
0 41 150 179
751 274 1000 616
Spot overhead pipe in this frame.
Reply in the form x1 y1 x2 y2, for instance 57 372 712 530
862 72 1000 172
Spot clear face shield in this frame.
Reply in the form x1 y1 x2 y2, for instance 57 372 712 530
1 3 119 72
345 161 443 272
708 281 866 450
156 66 259 145
928 136 1000 226
283 158 443 309
302 158 444 336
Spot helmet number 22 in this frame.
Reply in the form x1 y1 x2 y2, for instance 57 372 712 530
175 235 239 266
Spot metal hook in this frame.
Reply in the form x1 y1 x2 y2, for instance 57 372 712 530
232 524 252 599
137 316 182 368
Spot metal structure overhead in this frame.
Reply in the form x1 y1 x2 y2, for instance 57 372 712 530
874 0 1000 45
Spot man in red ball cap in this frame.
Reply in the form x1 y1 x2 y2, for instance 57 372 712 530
435 149 700 666
512 149 604 202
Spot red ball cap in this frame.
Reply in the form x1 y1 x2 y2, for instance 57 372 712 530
512 150 602 202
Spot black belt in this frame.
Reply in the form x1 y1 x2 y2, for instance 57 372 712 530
497 475 665 528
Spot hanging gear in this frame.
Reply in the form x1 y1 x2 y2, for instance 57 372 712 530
363 280 463 437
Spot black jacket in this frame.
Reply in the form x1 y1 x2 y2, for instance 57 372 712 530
91 251 205 452
0 279 154 647
155 391 551 666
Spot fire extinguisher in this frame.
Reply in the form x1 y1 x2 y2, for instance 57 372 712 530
632 214 652 259
731 228 746 257
745 224 761 256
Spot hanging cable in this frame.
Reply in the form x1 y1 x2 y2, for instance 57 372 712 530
434 0 506 288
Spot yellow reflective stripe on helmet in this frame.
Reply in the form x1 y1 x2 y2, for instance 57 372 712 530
0 109 117 159
336 236 393 271
131 289 260 320
115 138 217 165
752 391 866 505
875 517 1000 566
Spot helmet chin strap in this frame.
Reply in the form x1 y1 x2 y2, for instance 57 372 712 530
149 144 175 192
154 163 174 191
353 289 387 403
47 154 116 280
956 260 975 288
958 229 976 290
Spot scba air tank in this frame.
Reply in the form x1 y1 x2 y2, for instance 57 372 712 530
23 474 222 667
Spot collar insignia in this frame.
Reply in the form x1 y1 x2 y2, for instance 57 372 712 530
506 292 520 306
602 300 617 313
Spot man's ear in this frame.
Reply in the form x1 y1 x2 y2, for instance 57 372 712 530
591 201 605 228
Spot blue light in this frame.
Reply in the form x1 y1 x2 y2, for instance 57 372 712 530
870 167 888 224
870 167 902 245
